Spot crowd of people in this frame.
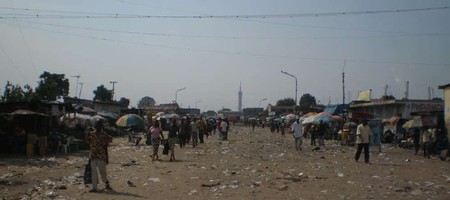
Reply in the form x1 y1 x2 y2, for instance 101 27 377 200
143 117 231 161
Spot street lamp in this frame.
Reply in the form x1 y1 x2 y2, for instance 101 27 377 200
258 98 267 108
71 75 80 97
281 70 298 104
175 87 186 103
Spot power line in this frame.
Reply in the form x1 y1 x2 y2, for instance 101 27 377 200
0 19 449 67
5 19 450 41
0 43 28 82
0 6 448 19
8 1 37 75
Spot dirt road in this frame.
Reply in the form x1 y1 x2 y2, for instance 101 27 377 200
1 125 449 199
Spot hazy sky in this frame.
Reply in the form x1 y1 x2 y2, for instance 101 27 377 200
1 0 449 111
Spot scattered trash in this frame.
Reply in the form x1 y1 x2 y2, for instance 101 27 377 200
188 189 198 195
202 182 221 187
122 160 138 167
127 180 136 187
278 185 289 191
337 172 344 177
148 177 160 183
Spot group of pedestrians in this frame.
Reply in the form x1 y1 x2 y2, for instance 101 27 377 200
146 117 230 162
290 118 372 164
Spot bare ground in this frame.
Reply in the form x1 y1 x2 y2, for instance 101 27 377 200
1 125 450 200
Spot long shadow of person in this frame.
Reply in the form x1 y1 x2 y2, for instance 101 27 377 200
96 189 145 198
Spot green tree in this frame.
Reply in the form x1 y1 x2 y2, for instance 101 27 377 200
93 85 113 102
35 71 69 101
117 97 130 107
137 96 156 108
299 93 317 111
2 81 24 102
23 84 40 101
276 98 296 106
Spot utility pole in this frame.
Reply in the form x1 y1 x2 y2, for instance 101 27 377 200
110 81 118 101
342 61 346 105
428 86 432 100
404 81 409 99
384 85 389 96
71 75 80 98
78 82 83 99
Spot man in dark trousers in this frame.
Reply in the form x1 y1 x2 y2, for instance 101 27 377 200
355 119 371 164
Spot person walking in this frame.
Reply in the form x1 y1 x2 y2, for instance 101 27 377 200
318 120 326 146
168 119 179 161
224 118 230 141
220 118 229 141
86 120 113 192
198 117 206 143
217 118 222 139
310 124 317 146
149 120 164 162
191 118 199 148
422 127 432 159
251 120 257 131
355 119 371 164
280 120 286 136
179 118 188 148
292 119 303 151
412 128 421 155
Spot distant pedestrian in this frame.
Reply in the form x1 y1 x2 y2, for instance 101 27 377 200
355 119 371 164
86 120 113 192
198 117 206 143
280 120 286 136
168 119 179 161
292 119 303 151
251 120 257 131
422 128 432 159
412 128 421 155
318 120 326 146
224 118 230 141
217 118 222 138
212 119 217 135
220 118 228 141
179 118 188 148
310 124 317 146
149 120 164 162
191 118 199 147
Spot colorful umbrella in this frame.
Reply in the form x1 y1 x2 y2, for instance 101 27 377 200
302 115 334 124
402 116 436 129
116 114 144 127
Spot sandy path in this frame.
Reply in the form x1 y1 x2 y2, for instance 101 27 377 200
1 125 449 199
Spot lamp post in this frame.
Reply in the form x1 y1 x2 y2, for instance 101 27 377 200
281 70 298 104
258 98 267 108
175 87 186 103
71 75 80 97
